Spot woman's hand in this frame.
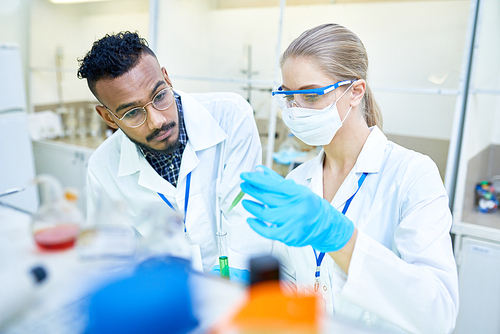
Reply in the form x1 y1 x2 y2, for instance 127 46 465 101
240 165 354 253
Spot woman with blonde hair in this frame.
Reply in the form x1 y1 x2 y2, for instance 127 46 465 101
240 23 458 333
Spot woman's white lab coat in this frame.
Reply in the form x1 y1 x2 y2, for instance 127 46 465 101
272 126 459 334
86 91 272 272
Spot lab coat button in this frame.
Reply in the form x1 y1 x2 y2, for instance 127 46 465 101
323 286 327 291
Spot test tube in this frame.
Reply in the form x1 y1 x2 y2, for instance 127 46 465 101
216 230 230 279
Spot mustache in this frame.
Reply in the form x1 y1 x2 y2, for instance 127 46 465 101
146 122 176 142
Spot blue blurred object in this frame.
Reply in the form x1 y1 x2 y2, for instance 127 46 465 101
272 133 306 165
209 265 250 285
272 150 306 165
85 257 198 334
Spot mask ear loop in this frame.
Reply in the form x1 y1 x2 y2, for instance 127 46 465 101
333 81 356 123
341 106 353 124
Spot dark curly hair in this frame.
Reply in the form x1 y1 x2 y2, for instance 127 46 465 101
77 31 155 98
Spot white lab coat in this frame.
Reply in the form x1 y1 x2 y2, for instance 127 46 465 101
272 126 458 334
86 90 272 272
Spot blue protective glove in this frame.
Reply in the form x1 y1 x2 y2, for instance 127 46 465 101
240 165 354 253
210 265 250 285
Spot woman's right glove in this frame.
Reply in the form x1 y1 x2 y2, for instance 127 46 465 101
240 165 354 253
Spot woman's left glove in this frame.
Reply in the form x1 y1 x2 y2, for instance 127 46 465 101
240 165 354 253
209 265 250 285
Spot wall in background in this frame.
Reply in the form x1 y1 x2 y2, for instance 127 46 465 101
0 0 31 104
27 1 470 139
156 0 469 142
24 0 472 177
29 0 149 107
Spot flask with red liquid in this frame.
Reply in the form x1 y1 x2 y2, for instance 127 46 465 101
31 175 83 251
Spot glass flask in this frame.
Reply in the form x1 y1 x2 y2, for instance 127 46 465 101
31 175 83 251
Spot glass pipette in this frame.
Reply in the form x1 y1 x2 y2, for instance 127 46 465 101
227 190 245 214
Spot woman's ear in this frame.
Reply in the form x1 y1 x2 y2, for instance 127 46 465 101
350 79 366 107
95 105 119 129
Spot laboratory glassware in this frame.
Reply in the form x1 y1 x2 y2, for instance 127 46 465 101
216 230 230 279
77 192 137 260
31 175 83 250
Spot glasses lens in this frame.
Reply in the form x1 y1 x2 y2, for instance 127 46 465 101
122 108 147 127
296 93 325 109
274 92 327 110
273 94 294 109
152 88 174 110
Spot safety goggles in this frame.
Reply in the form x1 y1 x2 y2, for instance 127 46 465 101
272 79 356 110
104 87 175 128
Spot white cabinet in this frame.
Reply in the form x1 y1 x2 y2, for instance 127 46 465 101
454 237 500 334
32 140 96 216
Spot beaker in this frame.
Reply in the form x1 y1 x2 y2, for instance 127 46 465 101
134 207 191 263
216 230 230 279
77 192 137 260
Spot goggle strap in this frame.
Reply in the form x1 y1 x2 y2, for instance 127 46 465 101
272 79 356 96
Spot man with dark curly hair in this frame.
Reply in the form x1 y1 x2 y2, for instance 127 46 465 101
78 31 271 281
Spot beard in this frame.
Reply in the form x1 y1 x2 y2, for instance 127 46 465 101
129 122 181 156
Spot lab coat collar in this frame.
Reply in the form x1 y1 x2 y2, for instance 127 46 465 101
178 90 227 152
117 131 173 194
353 126 386 175
117 130 141 177
305 126 386 181
305 148 325 182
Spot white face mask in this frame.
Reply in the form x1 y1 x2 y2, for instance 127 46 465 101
281 83 354 146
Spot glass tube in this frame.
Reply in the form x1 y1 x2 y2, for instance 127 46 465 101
216 230 230 279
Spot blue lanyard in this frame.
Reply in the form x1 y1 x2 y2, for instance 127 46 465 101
314 172 368 292
157 171 192 233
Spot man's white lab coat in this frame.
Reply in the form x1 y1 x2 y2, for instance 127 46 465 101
273 126 459 334
86 91 272 272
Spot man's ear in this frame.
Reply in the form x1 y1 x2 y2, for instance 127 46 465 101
95 105 119 129
162 67 173 87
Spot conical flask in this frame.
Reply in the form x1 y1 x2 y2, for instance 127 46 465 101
31 174 83 251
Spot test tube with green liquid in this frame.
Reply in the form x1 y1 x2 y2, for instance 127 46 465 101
216 230 230 279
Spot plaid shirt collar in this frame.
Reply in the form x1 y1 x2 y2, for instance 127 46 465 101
139 92 188 187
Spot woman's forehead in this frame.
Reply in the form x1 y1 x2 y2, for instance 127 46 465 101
282 57 335 90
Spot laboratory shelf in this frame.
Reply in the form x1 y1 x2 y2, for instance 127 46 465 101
452 220 500 245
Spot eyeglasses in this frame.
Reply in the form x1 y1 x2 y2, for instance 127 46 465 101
104 87 175 128
272 79 356 110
